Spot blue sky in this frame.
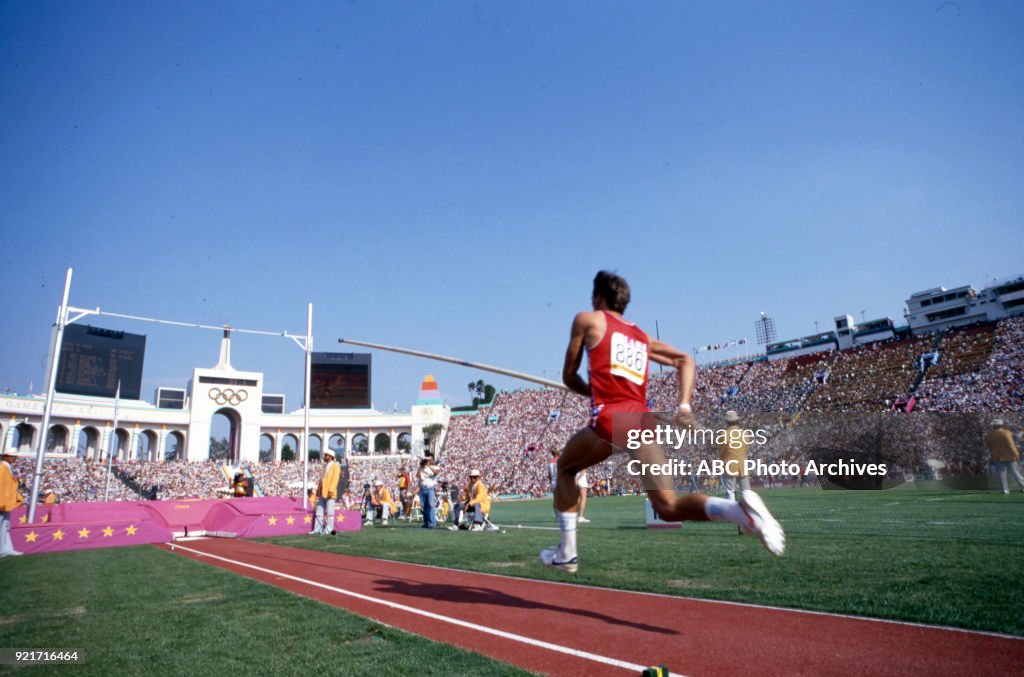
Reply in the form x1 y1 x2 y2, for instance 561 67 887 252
2 1 1022 411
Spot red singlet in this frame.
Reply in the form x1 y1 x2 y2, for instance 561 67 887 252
587 311 651 444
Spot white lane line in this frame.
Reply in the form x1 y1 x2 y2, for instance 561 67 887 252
169 543 673 675
351 551 1024 643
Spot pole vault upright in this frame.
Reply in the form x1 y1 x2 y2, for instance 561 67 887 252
302 304 312 509
28 268 73 523
26 266 315 521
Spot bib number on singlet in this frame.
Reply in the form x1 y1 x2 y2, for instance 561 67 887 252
609 332 648 385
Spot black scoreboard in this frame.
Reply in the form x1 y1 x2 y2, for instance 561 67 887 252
310 352 371 409
56 325 146 400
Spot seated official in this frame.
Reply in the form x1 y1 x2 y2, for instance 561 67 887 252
465 469 492 531
367 480 397 526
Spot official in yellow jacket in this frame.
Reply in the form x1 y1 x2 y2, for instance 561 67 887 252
466 469 492 531
986 419 1024 494
1 451 25 557
367 480 396 526
311 450 341 535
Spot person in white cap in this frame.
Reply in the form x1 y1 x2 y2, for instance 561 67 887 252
368 480 396 526
718 410 751 501
310 450 340 535
466 469 492 531
986 418 1023 494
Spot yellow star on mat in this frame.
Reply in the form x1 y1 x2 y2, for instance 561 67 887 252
25 531 38 543
286 516 295 525
78 528 90 539
102 526 114 537
52 529 65 541
268 516 277 526
19 515 26 524
336 513 345 523
126 525 138 536
41 514 49 523
303 515 312 524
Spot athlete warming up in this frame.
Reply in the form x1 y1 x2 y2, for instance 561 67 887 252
540 271 785 573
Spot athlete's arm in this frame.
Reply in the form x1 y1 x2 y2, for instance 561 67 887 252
562 312 593 398
649 339 696 419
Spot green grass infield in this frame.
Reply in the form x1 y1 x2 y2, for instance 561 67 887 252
270 488 1024 636
4 488 1021 676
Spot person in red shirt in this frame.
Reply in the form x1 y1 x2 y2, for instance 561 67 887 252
540 271 785 573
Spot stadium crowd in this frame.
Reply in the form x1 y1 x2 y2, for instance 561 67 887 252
13 315 1024 504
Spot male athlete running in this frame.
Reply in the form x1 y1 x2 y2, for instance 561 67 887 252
540 271 785 572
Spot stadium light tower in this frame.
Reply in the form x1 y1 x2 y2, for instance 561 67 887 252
755 312 777 346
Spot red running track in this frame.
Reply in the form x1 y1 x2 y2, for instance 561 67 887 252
162 538 1024 676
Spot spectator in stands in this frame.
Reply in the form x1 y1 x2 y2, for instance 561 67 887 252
986 419 1024 494
0 451 24 557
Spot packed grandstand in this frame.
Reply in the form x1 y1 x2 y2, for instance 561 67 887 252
10 314 1022 505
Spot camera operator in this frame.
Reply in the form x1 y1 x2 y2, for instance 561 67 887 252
359 483 373 522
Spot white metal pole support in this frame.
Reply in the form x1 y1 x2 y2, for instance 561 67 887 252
337 338 568 390
103 381 121 501
28 267 73 523
302 303 312 511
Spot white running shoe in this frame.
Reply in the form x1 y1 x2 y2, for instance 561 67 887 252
470 524 484 531
738 491 786 556
539 547 578 573
578 517 591 524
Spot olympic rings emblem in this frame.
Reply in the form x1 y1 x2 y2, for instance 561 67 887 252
209 387 248 406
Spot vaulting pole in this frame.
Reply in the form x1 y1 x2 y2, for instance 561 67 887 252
337 338 567 390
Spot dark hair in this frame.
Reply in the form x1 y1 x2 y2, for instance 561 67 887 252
593 270 630 313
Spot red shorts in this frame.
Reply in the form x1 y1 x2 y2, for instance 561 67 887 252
590 400 657 449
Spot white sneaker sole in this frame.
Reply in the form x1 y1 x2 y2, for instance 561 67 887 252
539 547 579 573
738 491 786 556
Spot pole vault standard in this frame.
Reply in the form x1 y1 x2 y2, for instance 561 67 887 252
27 267 315 522
337 338 568 390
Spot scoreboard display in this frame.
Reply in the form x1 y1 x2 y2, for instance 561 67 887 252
56 324 146 400
310 352 371 409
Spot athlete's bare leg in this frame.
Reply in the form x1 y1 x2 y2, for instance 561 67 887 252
553 428 612 513
542 431 785 572
626 439 712 521
632 439 784 554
